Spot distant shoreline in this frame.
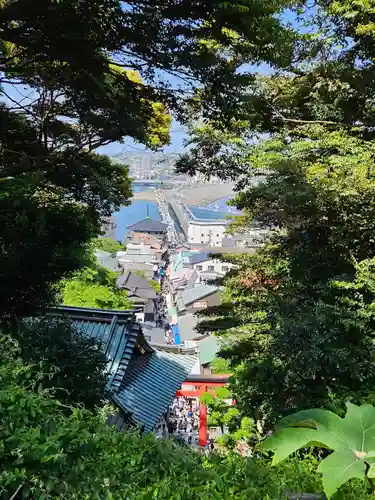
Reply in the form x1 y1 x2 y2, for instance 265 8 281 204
133 183 235 206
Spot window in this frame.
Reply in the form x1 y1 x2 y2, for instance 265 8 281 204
217 234 220 237
196 265 203 271
201 233 205 237
208 265 214 272
222 266 229 273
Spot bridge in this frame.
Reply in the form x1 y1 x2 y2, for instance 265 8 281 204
164 191 190 238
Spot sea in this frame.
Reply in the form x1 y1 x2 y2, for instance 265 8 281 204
113 185 239 242
114 185 160 242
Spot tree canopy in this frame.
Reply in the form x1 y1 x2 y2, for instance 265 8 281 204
95 237 124 255
61 258 133 310
13 318 108 409
178 0 375 426
1 0 294 319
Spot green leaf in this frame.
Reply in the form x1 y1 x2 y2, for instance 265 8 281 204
317 448 366 499
261 403 375 498
367 463 375 479
260 427 332 464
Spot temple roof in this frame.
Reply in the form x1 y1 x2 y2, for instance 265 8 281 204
127 218 166 233
46 306 196 431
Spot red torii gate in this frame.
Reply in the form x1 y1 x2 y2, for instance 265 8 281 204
175 374 231 446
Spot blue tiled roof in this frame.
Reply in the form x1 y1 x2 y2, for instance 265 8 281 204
113 350 196 432
46 306 196 432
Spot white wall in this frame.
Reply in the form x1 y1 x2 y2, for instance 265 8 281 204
188 221 227 246
191 258 235 275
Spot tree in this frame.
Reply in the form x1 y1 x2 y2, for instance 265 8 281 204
1 0 295 319
176 2 375 425
61 260 133 310
13 318 108 409
0 107 132 319
95 237 124 256
201 387 257 451
0 334 332 500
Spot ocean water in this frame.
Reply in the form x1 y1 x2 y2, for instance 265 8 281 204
113 185 160 242
113 187 239 242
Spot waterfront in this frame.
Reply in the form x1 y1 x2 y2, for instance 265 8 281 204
114 185 160 241
113 184 237 242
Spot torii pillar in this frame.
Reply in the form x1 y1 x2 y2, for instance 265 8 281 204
176 376 230 447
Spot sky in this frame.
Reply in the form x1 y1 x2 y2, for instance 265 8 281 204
2 7 307 159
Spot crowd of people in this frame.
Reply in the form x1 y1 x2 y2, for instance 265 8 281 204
155 397 200 445
154 265 176 344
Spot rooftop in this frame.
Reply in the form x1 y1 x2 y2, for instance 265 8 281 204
181 285 218 307
199 335 219 365
116 271 157 300
188 206 232 222
46 306 196 432
189 252 211 265
128 218 167 233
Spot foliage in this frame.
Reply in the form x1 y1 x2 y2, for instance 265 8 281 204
0 106 132 319
261 402 375 498
0 334 337 500
95 237 124 255
61 260 133 310
201 387 257 451
0 0 295 319
210 357 231 374
149 278 161 293
13 318 108 409
178 1 375 428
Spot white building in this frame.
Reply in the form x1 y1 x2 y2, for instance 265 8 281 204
187 220 227 247
189 252 235 277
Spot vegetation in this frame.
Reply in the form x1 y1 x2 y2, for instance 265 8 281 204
13 319 108 409
95 237 124 256
202 387 257 451
0 335 331 499
181 1 375 429
1 0 279 320
61 262 133 310
3 0 375 497
149 279 161 293
261 403 375 499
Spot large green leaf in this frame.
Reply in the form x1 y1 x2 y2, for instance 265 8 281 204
260 403 375 498
317 448 366 499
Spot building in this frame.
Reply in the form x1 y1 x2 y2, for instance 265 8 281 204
116 271 157 322
129 232 165 251
187 219 228 247
117 261 155 279
176 286 220 315
189 252 235 283
95 250 120 272
45 306 196 433
127 218 167 241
